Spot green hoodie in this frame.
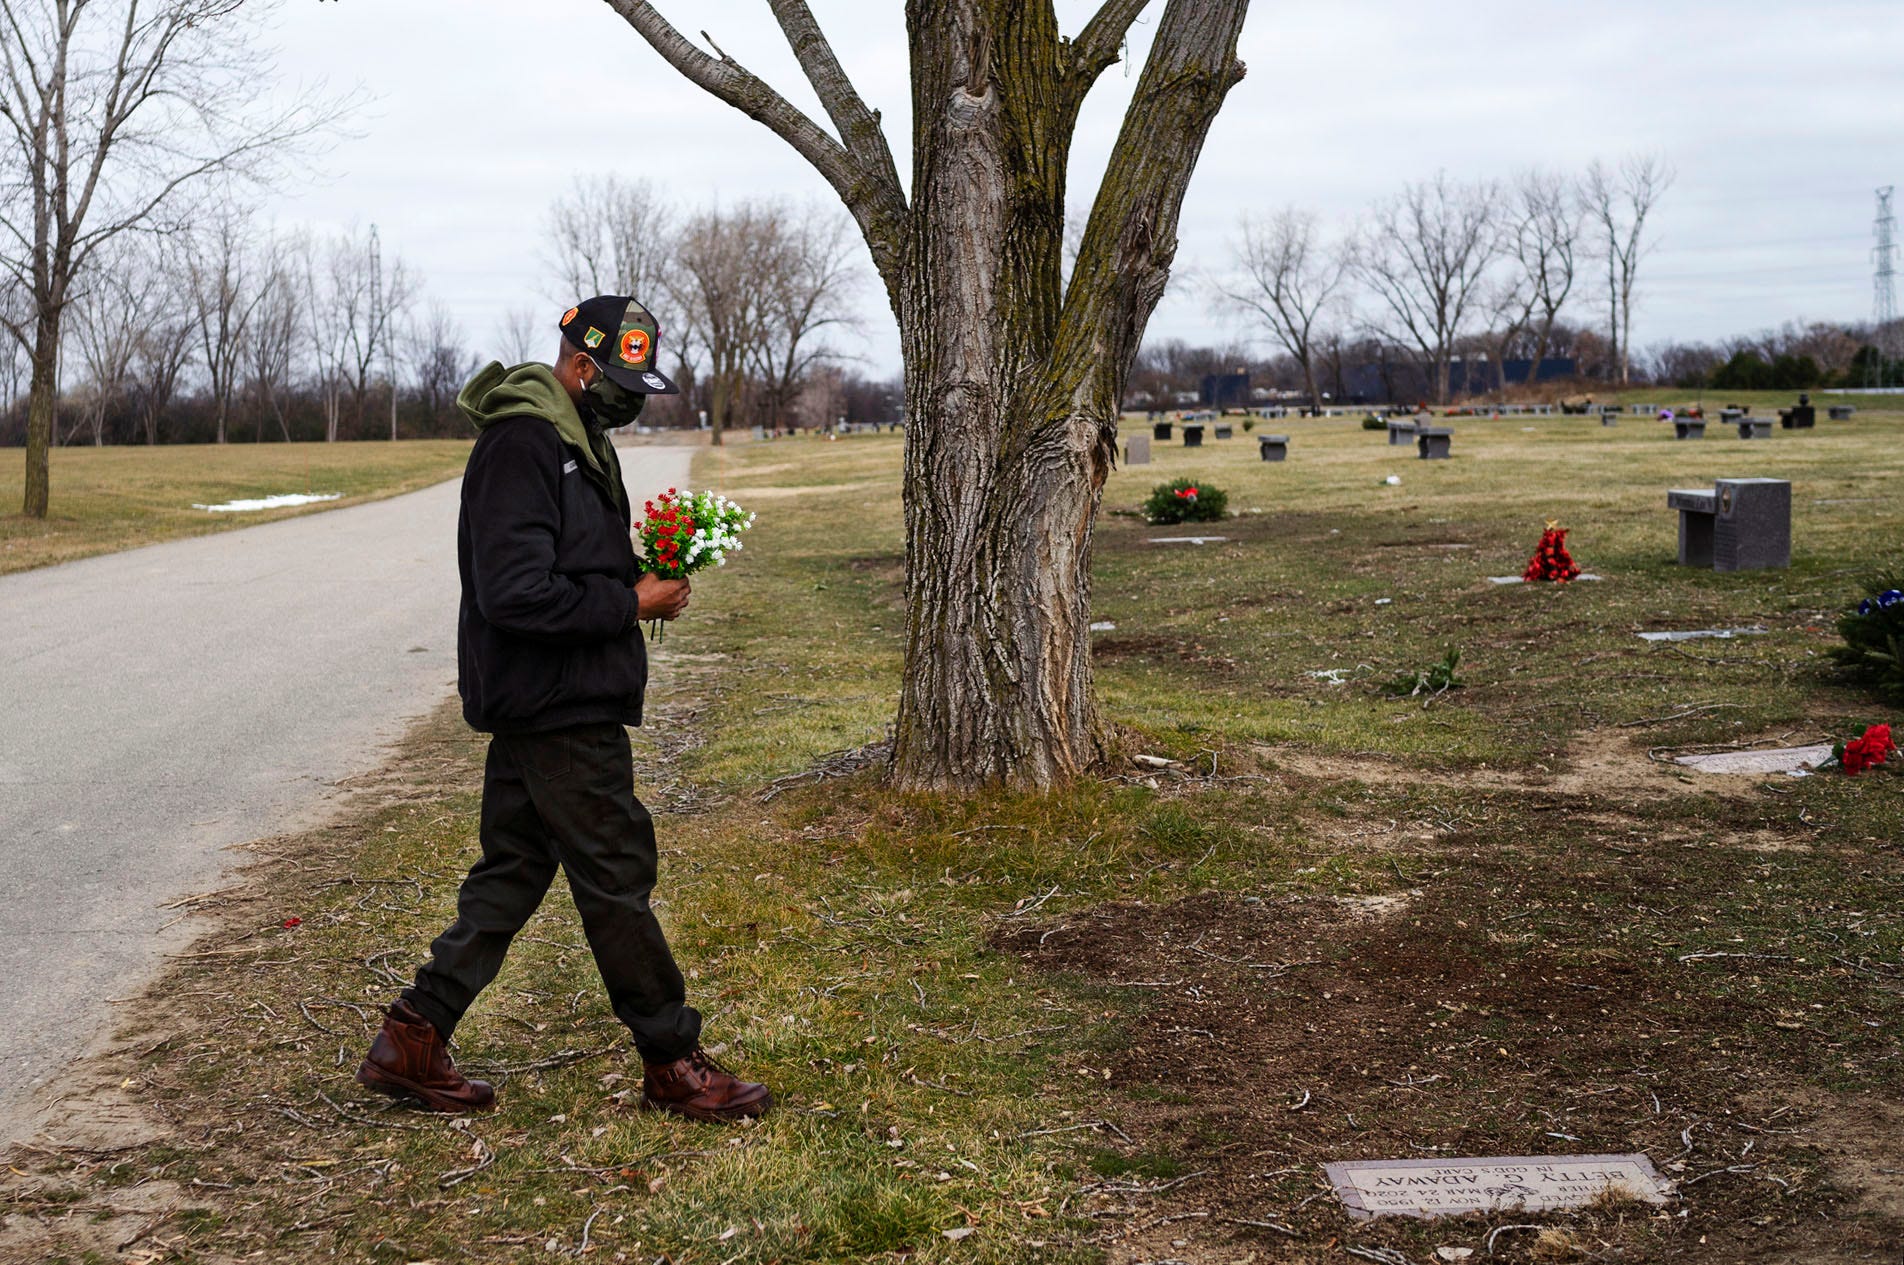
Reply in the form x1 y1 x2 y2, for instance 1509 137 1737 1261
457 362 627 517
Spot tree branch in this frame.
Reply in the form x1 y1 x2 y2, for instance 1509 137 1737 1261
763 0 902 198
601 0 907 286
1048 0 1247 436
1066 0 1151 99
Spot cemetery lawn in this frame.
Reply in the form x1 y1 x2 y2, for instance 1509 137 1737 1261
9 415 1904 1263
0 440 472 575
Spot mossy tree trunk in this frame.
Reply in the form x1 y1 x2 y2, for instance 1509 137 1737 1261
607 0 1250 789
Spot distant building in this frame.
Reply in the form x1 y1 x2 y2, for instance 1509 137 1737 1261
1448 358 1577 394
1199 372 1251 407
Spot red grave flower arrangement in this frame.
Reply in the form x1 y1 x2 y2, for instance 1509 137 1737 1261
1830 723 1898 776
634 487 755 639
1522 519 1582 583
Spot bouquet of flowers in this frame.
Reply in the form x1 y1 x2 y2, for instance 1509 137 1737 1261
1827 722 1898 776
635 488 755 639
1522 519 1582 583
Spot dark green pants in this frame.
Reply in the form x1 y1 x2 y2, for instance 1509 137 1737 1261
404 721 701 1062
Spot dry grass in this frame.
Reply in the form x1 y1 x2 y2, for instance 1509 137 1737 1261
7 415 1904 1263
0 440 471 575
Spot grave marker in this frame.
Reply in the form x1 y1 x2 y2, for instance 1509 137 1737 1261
1259 434 1289 462
1666 477 1791 571
1325 1154 1671 1221
1124 434 1151 465
1182 423 1204 447
1416 426 1453 459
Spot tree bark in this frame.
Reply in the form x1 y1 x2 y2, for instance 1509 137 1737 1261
606 0 1249 788
22 316 57 516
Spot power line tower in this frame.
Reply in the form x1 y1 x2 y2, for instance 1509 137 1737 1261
1873 187 1897 388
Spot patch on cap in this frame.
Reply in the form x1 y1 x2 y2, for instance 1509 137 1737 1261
643 372 667 391
619 327 652 367
561 306 580 327
583 327 605 349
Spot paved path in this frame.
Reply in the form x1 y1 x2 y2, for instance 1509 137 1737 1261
0 442 695 1142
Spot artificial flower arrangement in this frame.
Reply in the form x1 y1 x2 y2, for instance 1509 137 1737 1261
1826 722 1898 776
1142 476 1228 524
1830 580 1904 703
634 488 755 640
1522 520 1582 583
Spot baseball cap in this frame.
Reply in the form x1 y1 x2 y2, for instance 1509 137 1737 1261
558 296 680 395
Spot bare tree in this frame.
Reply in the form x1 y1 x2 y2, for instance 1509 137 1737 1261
1583 154 1673 384
303 226 415 440
1216 207 1345 411
1352 172 1500 404
0 0 338 516
608 0 1250 789
127 285 194 446
545 175 675 301
246 235 299 441
668 200 779 447
186 208 270 444
749 203 860 431
67 239 162 444
495 305 540 365
1507 169 1579 386
411 302 473 428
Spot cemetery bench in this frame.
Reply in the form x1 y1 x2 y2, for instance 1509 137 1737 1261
1258 434 1290 462
1213 422 1234 439
1182 423 1204 448
1153 420 1173 441
1416 426 1454 459
1386 419 1418 445
1673 417 1707 440
1829 405 1855 420
1719 407 1745 424
1738 417 1773 439
1666 478 1791 571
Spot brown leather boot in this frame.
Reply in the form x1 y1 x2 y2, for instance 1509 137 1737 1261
641 1048 772 1122
355 999 496 1113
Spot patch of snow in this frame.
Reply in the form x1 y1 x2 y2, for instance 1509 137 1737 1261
193 492 342 514
1638 627 1768 643
1147 536 1228 545
1089 621 1117 632
1383 475 1402 485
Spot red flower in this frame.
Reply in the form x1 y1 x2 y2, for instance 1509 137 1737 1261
1840 724 1898 776
282 917 302 929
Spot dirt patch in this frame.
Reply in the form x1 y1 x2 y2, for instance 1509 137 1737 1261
1093 635 1240 674
997 890 1902 1262
1258 725 1773 805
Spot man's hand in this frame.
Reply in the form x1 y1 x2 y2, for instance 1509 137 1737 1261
635 574 691 622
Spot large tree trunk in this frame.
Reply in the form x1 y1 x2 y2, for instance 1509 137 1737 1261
887 0 1243 788
608 0 1248 789
21 310 59 518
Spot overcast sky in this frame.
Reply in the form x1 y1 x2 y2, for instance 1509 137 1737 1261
258 1 1904 376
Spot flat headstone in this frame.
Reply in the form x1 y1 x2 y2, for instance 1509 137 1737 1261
1147 536 1228 545
1637 627 1767 643
1676 744 1833 776
1124 434 1151 465
1486 574 1603 585
1325 1154 1671 1221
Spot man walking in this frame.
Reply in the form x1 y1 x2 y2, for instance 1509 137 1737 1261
356 296 771 1123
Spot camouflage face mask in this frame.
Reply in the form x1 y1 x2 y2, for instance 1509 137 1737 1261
582 368 647 429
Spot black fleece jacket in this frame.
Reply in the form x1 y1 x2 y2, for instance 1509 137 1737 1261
455 365 646 734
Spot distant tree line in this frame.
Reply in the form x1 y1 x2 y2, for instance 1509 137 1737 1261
0 176 904 450
1195 157 1678 407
